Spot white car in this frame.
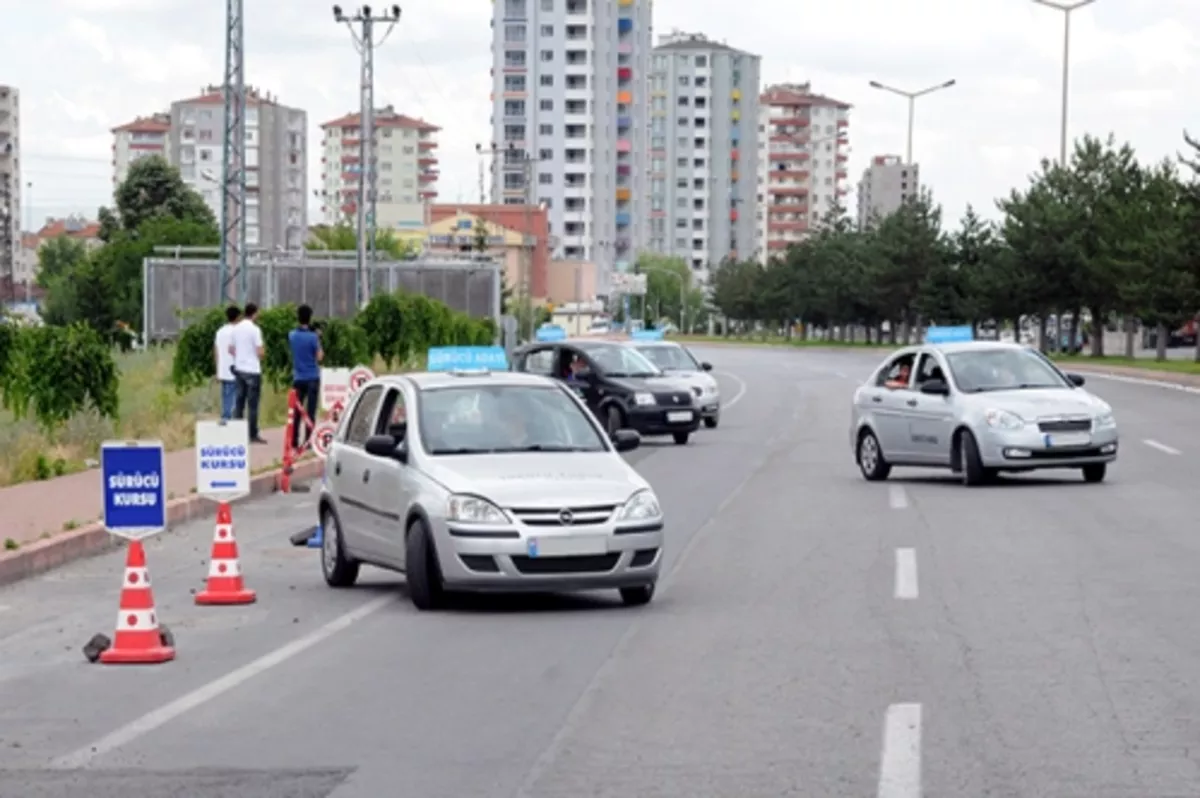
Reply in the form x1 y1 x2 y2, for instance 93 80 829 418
629 340 720 428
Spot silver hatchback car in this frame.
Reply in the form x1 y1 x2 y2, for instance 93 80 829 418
850 341 1119 485
318 370 665 609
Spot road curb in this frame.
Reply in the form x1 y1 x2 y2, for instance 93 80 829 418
0 458 324 589
1065 364 1200 391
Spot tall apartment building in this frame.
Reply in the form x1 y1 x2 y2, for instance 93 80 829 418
756 82 850 261
0 86 22 292
490 0 652 292
319 106 439 232
856 155 919 230
111 113 170 188
646 31 760 282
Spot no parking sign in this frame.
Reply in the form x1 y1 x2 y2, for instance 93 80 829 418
349 366 374 394
311 423 337 459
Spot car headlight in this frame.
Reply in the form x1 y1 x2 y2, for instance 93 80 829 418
616 489 662 522
447 494 509 525
1095 412 1115 428
984 409 1025 430
632 392 655 406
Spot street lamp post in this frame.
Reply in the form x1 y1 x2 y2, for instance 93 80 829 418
1032 0 1096 165
636 265 687 333
867 79 957 164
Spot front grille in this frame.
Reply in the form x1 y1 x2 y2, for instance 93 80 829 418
511 553 621 574
652 391 693 406
509 505 617 527
1037 418 1092 433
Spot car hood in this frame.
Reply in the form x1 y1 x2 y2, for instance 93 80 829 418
962 387 1111 418
606 374 693 393
423 452 649 507
660 369 719 392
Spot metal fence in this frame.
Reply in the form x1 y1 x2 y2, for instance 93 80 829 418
143 251 502 341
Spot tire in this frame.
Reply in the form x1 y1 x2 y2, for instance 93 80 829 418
703 414 719 429
321 507 360 588
620 583 655 606
673 432 690 445
405 519 445 611
958 430 991 486
856 429 891 481
605 405 623 436
1082 463 1107 483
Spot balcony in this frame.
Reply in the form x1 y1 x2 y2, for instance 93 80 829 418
772 169 810 180
731 170 739 181
769 151 809 162
837 118 848 127
617 67 632 81
769 203 807 215
618 18 633 33
836 169 847 179
618 41 633 54
617 139 632 153
419 190 438 199
731 88 741 101
419 172 438 182
770 185 808 196
617 115 632 128
418 155 437 166
731 148 739 160
616 187 631 201
617 90 632 104
730 209 738 221
618 0 633 5
418 139 438 149
616 212 631 226
770 116 809 128
731 110 740 121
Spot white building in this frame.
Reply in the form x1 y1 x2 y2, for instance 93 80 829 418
319 106 440 232
646 31 760 283
755 82 850 261
0 86 22 291
489 0 653 293
857 154 919 230
111 113 170 189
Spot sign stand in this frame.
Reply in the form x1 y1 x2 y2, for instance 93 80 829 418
194 420 257 605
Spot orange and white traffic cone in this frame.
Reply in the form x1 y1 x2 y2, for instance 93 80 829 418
100 540 175 665
195 501 256 605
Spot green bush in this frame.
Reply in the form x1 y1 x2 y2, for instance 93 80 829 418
3 323 120 434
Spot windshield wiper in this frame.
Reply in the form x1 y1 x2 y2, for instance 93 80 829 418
496 444 599 453
628 371 660 378
965 383 1057 393
428 447 496 455
605 372 629 378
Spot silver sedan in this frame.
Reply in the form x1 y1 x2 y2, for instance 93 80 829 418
318 370 665 609
850 341 1119 485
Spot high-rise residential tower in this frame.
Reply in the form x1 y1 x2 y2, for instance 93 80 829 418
0 86 21 295
646 30 760 283
489 0 652 293
856 154 919 230
755 82 850 261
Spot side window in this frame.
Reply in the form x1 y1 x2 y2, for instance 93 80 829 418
345 385 383 445
874 353 916 388
523 348 556 377
914 353 944 385
375 387 408 435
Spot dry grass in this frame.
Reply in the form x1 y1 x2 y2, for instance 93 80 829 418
0 346 290 488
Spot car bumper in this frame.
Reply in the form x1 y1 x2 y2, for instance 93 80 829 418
698 396 720 419
627 405 702 436
435 520 664 592
976 425 1119 468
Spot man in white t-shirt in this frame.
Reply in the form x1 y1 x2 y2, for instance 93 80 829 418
213 305 241 421
229 302 268 444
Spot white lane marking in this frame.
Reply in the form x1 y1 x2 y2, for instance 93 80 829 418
834 370 848 379
894 549 918 599
51 594 393 769
714 370 748 409
1079 370 1200 395
878 703 922 797
1143 439 1181 455
888 485 909 510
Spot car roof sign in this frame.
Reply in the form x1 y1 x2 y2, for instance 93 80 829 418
630 328 665 341
426 346 509 373
535 324 567 342
925 325 973 344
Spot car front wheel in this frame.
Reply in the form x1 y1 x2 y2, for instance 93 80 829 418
321 508 360 588
405 519 445 611
1082 463 1107 483
703 414 719 429
620 583 655 606
857 429 891 481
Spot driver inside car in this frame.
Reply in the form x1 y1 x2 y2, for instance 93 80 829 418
885 362 912 389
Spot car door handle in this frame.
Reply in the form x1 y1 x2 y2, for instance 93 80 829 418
334 461 341 476
871 396 883 403
906 399 918 407
362 469 370 484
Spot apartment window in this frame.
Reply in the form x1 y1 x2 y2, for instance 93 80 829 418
539 99 553 111
678 76 690 86
694 117 706 128
539 148 553 160
693 178 704 189
677 97 689 106
693 137 705 148
504 100 524 116
694 55 707 67
540 75 553 86
675 237 687 248
693 219 704 230
540 24 553 35
693 199 704 210
694 97 707 109
539 173 553 184
695 76 707 88
402 145 414 154
675 178 687 188
540 0 552 9
675 218 687 228
676 157 687 168
506 0 526 14
504 75 526 91
505 50 526 68
199 130 213 141
693 158 705 168
677 117 688 127
539 124 553 135
540 50 553 62
676 198 687 208
505 24 526 42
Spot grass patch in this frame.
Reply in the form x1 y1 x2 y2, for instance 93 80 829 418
0 345 291 489
1052 354 1200 374
674 334 891 349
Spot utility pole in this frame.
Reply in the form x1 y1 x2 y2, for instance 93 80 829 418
867 78 957 165
219 0 247 304
1032 0 1096 165
504 142 543 341
333 4 402 309
475 143 499 204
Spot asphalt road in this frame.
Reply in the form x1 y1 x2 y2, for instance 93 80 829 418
1 345 1198 797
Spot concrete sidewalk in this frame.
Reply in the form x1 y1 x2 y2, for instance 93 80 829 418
1 426 291 547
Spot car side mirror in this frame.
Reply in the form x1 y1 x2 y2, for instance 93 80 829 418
365 433 407 462
700 362 713 371
612 428 641 452
920 379 950 396
1066 372 1085 387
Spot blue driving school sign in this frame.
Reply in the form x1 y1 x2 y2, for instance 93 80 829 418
101 440 167 540
426 346 509 372
924 325 974 344
630 328 665 341
535 324 567 342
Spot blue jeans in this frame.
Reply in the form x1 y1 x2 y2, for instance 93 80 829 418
220 380 238 421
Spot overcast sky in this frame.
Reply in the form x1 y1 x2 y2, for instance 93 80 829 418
6 0 1198 233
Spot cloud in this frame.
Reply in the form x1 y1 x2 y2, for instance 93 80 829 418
10 0 1200 230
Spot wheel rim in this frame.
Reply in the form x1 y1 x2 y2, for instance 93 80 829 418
860 435 878 473
322 514 339 575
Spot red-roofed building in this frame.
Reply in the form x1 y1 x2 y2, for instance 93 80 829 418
319 105 440 232
111 112 170 188
36 216 102 246
756 82 851 259
427 204 549 299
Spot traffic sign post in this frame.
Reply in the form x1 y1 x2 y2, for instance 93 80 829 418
101 441 167 540
349 365 375 393
311 423 337 459
195 420 251 501
321 367 352 412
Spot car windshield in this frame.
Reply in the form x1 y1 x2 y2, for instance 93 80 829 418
581 345 662 378
418 384 609 455
945 348 1070 393
635 345 699 371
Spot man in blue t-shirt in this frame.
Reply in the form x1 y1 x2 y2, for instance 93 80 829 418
288 304 324 449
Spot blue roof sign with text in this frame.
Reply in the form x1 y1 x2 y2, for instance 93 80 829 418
535 324 567 342
924 325 974 344
426 346 509 372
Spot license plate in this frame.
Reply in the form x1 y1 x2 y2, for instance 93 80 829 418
1045 432 1090 447
527 535 607 558
667 410 693 423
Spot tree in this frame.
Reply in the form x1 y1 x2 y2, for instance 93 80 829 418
35 236 88 290
634 254 702 331
472 219 491 253
101 156 216 238
307 222 416 259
